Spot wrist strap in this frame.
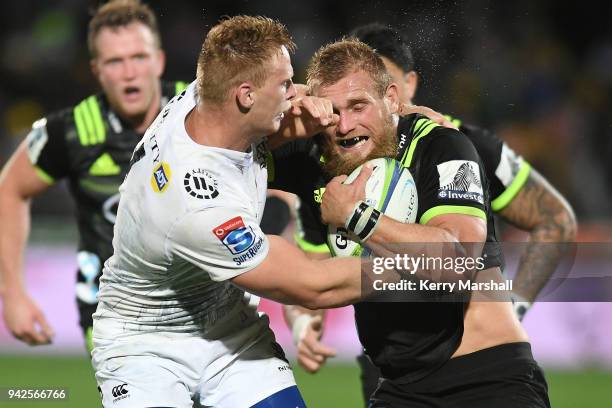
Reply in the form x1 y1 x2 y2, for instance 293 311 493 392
345 201 381 242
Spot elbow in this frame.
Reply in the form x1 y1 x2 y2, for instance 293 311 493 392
558 204 578 241
302 289 353 310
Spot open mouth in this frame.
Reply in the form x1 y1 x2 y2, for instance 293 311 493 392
124 86 141 99
337 136 369 148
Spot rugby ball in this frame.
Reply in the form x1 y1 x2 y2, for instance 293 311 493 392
327 157 418 257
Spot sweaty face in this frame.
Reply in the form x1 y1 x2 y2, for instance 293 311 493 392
91 22 165 123
316 69 398 177
250 46 296 137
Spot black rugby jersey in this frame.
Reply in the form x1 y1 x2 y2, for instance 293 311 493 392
270 114 493 382
25 80 189 309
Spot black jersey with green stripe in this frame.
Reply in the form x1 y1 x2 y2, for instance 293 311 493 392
271 114 494 383
446 116 531 212
25 80 189 309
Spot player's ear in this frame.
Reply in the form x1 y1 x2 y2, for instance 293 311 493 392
236 82 255 112
384 82 400 114
404 71 418 102
90 59 99 79
155 49 166 77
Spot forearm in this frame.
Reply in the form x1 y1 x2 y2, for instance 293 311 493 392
368 215 458 246
296 257 363 309
499 170 577 302
0 193 31 298
233 236 363 309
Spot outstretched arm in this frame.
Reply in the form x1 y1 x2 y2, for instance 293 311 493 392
0 142 55 345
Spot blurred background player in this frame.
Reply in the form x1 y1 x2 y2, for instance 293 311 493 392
0 0 187 352
286 24 576 404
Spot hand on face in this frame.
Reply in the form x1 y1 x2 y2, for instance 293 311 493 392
281 95 339 138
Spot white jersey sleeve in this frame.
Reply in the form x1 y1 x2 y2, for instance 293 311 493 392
169 206 269 281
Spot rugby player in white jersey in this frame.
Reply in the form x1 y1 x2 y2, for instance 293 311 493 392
92 16 371 408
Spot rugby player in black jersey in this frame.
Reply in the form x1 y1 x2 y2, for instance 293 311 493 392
0 0 187 352
287 24 577 404
272 39 557 407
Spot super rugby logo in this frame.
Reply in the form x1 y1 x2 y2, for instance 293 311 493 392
151 162 171 193
213 216 256 255
184 169 219 199
213 216 265 265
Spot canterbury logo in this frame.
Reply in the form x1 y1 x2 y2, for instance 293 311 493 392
441 162 481 191
112 384 128 397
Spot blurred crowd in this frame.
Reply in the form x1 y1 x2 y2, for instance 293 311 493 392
1 0 610 226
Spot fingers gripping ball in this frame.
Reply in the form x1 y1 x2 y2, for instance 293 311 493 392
327 157 418 257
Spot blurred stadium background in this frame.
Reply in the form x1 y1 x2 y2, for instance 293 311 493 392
1 0 611 406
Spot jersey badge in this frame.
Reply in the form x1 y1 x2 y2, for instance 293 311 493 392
151 162 172 193
437 160 484 204
184 168 219 199
213 216 261 256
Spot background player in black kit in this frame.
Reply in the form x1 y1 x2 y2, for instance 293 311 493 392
286 23 577 405
272 39 552 407
0 0 187 352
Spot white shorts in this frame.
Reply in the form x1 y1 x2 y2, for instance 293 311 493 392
92 315 299 407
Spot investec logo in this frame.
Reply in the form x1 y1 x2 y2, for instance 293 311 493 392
111 383 129 403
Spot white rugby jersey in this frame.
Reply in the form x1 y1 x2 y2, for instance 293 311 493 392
93 82 270 338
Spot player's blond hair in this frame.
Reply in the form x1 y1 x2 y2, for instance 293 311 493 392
88 0 161 58
196 15 296 105
307 38 391 97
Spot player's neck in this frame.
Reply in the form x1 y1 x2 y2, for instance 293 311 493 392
118 90 162 135
185 103 255 152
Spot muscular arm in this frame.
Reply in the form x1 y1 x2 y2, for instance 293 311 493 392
0 142 54 344
231 235 362 309
498 168 577 302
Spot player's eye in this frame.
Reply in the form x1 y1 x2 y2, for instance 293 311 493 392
353 103 367 112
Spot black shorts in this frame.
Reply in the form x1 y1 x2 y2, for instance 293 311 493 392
77 299 97 333
368 342 550 408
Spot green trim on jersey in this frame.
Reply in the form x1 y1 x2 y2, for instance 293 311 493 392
443 114 462 128
294 233 330 254
86 326 94 354
74 96 106 146
491 160 531 212
175 81 189 94
34 166 55 184
79 179 121 195
89 153 121 176
419 205 487 225
400 117 440 167
266 151 275 182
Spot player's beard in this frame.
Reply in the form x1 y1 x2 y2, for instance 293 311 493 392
321 117 398 178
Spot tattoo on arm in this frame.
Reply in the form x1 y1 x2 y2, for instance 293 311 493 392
498 168 577 302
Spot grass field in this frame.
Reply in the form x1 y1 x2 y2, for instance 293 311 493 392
0 355 610 407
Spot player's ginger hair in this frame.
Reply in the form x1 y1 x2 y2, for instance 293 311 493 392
196 15 296 105
88 0 161 58
307 38 391 98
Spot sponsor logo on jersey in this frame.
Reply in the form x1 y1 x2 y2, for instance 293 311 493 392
397 133 408 150
213 216 262 260
313 187 325 204
184 169 219 199
25 118 48 164
111 383 129 403
437 160 484 204
151 162 172 193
